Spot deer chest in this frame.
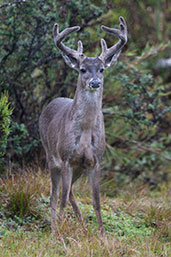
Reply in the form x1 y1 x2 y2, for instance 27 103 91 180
59 126 104 169
70 130 96 169
70 144 95 169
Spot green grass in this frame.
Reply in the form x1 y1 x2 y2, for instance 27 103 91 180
0 167 170 256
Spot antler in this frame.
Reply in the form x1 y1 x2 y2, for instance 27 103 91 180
99 16 127 66
53 23 84 60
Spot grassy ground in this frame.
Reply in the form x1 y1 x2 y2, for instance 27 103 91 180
0 167 170 257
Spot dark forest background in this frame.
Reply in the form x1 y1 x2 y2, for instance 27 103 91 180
0 0 170 186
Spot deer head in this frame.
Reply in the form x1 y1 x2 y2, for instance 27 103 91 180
53 17 127 91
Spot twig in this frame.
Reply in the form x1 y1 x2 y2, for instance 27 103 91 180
106 138 171 161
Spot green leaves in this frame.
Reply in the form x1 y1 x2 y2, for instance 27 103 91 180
0 0 108 167
0 92 13 167
103 46 171 184
0 0 170 184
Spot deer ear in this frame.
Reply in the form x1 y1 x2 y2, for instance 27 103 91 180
61 53 79 71
104 50 122 68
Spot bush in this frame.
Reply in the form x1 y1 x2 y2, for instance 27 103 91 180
7 122 40 165
0 92 13 169
103 43 171 185
0 0 170 185
0 0 107 165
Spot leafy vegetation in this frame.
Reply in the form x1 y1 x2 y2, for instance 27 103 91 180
0 0 170 184
103 44 171 185
0 92 13 169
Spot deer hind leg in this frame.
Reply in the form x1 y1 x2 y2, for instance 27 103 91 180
69 170 82 217
69 186 87 233
50 166 61 234
69 185 84 220
89 167 105 237
59 162 73 220
46 154 61 234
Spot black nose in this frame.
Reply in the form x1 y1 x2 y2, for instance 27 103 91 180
89 80 101 89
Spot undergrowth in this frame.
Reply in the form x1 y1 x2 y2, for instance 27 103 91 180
0 167 170 256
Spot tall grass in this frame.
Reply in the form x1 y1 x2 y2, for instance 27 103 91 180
0 166 170 256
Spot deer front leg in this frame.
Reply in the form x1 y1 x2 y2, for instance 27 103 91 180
59 162 72 220
50 167 61 234
89 166 105 237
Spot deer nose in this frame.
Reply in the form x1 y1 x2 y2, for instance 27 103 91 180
89 80 101 89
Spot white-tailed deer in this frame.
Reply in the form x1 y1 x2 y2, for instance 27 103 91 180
39 17 127 236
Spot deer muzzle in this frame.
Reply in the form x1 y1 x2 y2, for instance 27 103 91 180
89 80 101 89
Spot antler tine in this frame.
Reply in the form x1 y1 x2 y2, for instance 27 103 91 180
77 40 83 54
53 23 82 59
99 16 127 63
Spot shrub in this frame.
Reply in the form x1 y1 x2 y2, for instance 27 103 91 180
103 43 171 185
0 92 13 169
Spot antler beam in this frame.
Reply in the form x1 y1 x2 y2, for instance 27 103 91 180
53 23 84 60
99 16 127 65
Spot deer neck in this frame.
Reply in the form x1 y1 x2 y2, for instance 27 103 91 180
70 78 103 130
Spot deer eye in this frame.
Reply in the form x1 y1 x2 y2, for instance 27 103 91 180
100 68 104 73
80 68 86 73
